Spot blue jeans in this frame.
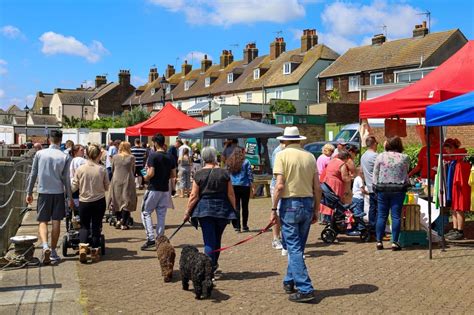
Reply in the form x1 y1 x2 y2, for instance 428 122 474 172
280 197 314 294
376 192 405 243
351 197 364 231
369 193 378 232
198 217 228 269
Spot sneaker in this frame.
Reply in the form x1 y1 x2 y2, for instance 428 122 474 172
242 226 249 232
283 283 296 294
445 229 457 237
446 231 464 240
42 248 51 265
288 291 315 303
281 248 288 256
272 238 283 250
50 250 61 264
391 242 402 251
140 240 156 250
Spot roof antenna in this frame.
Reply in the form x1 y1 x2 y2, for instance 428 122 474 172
417 10 431 33
175 57 179 68
381 25 387 38
275 30 283 37
230 43 239 50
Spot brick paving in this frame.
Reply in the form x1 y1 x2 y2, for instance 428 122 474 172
75 192 474 314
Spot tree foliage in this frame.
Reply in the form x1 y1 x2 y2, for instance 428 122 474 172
61 107 150 129
327 88 341 102
269 100 296 114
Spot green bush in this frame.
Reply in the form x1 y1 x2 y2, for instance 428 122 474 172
269 100 296 114
356 143 421 169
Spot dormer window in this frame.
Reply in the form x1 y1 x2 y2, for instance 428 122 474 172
283 62 291 75
166 86 171 94
184 80 195 91
227 73 234 84
253 69 260 80
150 88 155 96
205 77 211 87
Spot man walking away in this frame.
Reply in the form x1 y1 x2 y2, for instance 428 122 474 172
132 138 147 189
26 130 73 265
272 126 322 303
361 136 378 235
141 134 176 250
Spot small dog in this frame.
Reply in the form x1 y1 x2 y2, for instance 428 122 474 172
156 235 176 282
179 245 214 299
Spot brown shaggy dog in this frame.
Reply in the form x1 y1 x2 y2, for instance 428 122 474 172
156 235 176 282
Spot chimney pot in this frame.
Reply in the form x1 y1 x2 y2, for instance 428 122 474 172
181 60 192 76
270 37 286 60
301 28 318 52
371 33 386 45
118 70 131 86
165 64 176 78
243 42 259 64
201 55 212 73
413 21 429 37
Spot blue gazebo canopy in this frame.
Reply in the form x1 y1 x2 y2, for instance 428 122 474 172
426 91 474 127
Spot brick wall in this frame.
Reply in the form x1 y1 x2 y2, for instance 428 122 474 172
327 103 359 123
98 84 135 116
274 124 325 145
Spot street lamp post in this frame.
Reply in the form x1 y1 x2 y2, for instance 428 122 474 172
160 75 169 109
24 104 30 143
207 93 213 124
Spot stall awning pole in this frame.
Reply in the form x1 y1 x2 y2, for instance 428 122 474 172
427 126 432 260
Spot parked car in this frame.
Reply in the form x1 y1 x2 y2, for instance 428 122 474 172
304 123 360 158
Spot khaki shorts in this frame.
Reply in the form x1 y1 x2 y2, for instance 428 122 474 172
37 193 66 221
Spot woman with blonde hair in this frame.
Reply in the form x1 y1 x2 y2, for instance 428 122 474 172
317 143 335 176
109 141 137 230
72 144 109 263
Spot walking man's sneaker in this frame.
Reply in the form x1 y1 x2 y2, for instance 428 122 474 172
281 248 288 256
140 240 156 250
446 230 464 240
272 238 283 250
283 283 296 294
42 248 51 265
288 291 315 303
50 249 61 264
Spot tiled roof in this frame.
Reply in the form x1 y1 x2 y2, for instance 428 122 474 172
32 93 53 113
7 104 21 113
14 116 26 124
90 82 119 100
57 90 96 105
30 114 59 125
319 29 460 78
169 68 214 100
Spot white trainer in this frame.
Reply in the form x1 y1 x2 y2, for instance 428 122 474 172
272 238 283 250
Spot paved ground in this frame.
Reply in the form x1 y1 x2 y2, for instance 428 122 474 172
2 192 474 314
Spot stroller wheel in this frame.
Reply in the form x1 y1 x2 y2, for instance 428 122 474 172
62 234 69 257
100 234 106 255
321 228 337 244
360 230 370 242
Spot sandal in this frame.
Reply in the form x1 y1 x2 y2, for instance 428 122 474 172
376 242 384 250
391 242 402 251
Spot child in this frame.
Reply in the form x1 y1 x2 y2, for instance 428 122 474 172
351 167 369 231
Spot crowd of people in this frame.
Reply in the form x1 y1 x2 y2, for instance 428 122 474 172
24 125 472 303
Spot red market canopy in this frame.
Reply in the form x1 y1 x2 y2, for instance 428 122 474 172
360 40 474 119
125 103 207 136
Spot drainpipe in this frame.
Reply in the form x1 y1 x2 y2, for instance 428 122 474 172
316 74 320 104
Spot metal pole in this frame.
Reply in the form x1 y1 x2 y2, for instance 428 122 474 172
208 98 211 124
427 126 432 260
25 109 28 143
439 127 446 251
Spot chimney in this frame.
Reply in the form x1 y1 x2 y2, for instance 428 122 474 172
148 68 158 83
413 21 429 37
270 37 286 60
243 43 258 64
371 33 386 45
219 50 234 69
37 91 44 98
301 29 318 52
165 64 175 78
181 60 192 76
201 54 212 73
54 88 62 93
118 70 130 86
95 75 107 88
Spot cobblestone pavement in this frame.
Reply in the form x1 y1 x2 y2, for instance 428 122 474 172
77 193 474 314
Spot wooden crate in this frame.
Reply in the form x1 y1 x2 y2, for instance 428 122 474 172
402 205 421 231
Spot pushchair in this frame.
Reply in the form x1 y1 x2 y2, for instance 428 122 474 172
104 202 134 227
62 206 106 257
320 183 370 244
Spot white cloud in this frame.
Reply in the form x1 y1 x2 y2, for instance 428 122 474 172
182 51 213 65
0 59 7 75
0 89 5 98
149 0 306 26
289 28 303 41
1 25 23 39
132 75 147 86
26 94 35 105
39 31 109 63
319 1 422 53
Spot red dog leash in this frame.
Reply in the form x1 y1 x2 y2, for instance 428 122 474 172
209 220 276 254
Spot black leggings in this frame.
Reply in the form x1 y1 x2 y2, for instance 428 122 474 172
232 185 251 229
79 197 106 248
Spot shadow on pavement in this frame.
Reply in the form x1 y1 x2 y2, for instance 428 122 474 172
210 288 231 303
105 237 144 244
102 247 157 261
218 271 279 281
304 249 347 258
173 243 204 249
311 284 379 304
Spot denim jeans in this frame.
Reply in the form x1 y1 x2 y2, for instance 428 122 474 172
280 197 314 294
198 217 228 269
376 191 406 242
368 193 378 232
351 197 364 230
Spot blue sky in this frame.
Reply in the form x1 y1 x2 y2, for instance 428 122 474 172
0 0 473 110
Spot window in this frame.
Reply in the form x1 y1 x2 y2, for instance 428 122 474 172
275 89 282 99
283 62 291 75
396 68 433 83
150 88 155 96
205 77 211 87
246 92 252 102
153 103 162 110
253 68 260 80
348 75 360 92
177 101 182 109
370 72 384 85
219 96 226 104
166 86 171 94
184 80 194 91
326 78 333 91
227 73 233 84
84 107 88 115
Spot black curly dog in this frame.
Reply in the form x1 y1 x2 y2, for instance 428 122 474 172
179 245 214 299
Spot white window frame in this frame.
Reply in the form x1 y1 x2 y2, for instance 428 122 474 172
253 68 260 80
275 89 283 99
246 92 252 102
227 73 234 84
166 86 171 94
219 96 226 104
205 77 211 87
348 75 360 92
370 72 384 85
326 78 333 91
184 80 194 91
283 62 291 75
394 67 435 83
150 88 155 96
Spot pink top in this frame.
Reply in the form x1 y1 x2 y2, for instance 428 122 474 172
316 154 331 175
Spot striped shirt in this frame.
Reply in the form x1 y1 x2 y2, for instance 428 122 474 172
131 146 147 167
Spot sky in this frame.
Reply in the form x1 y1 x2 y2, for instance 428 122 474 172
0 0 473 111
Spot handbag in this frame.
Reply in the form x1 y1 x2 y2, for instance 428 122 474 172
189 167 215 229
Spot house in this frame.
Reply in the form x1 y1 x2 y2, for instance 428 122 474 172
11 112 59 143
32 91 53 115
122 67 163 113
0 105 25 124
318 22 468 104
49 88 96 122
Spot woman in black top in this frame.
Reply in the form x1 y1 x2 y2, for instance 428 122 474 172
184 146 236 272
